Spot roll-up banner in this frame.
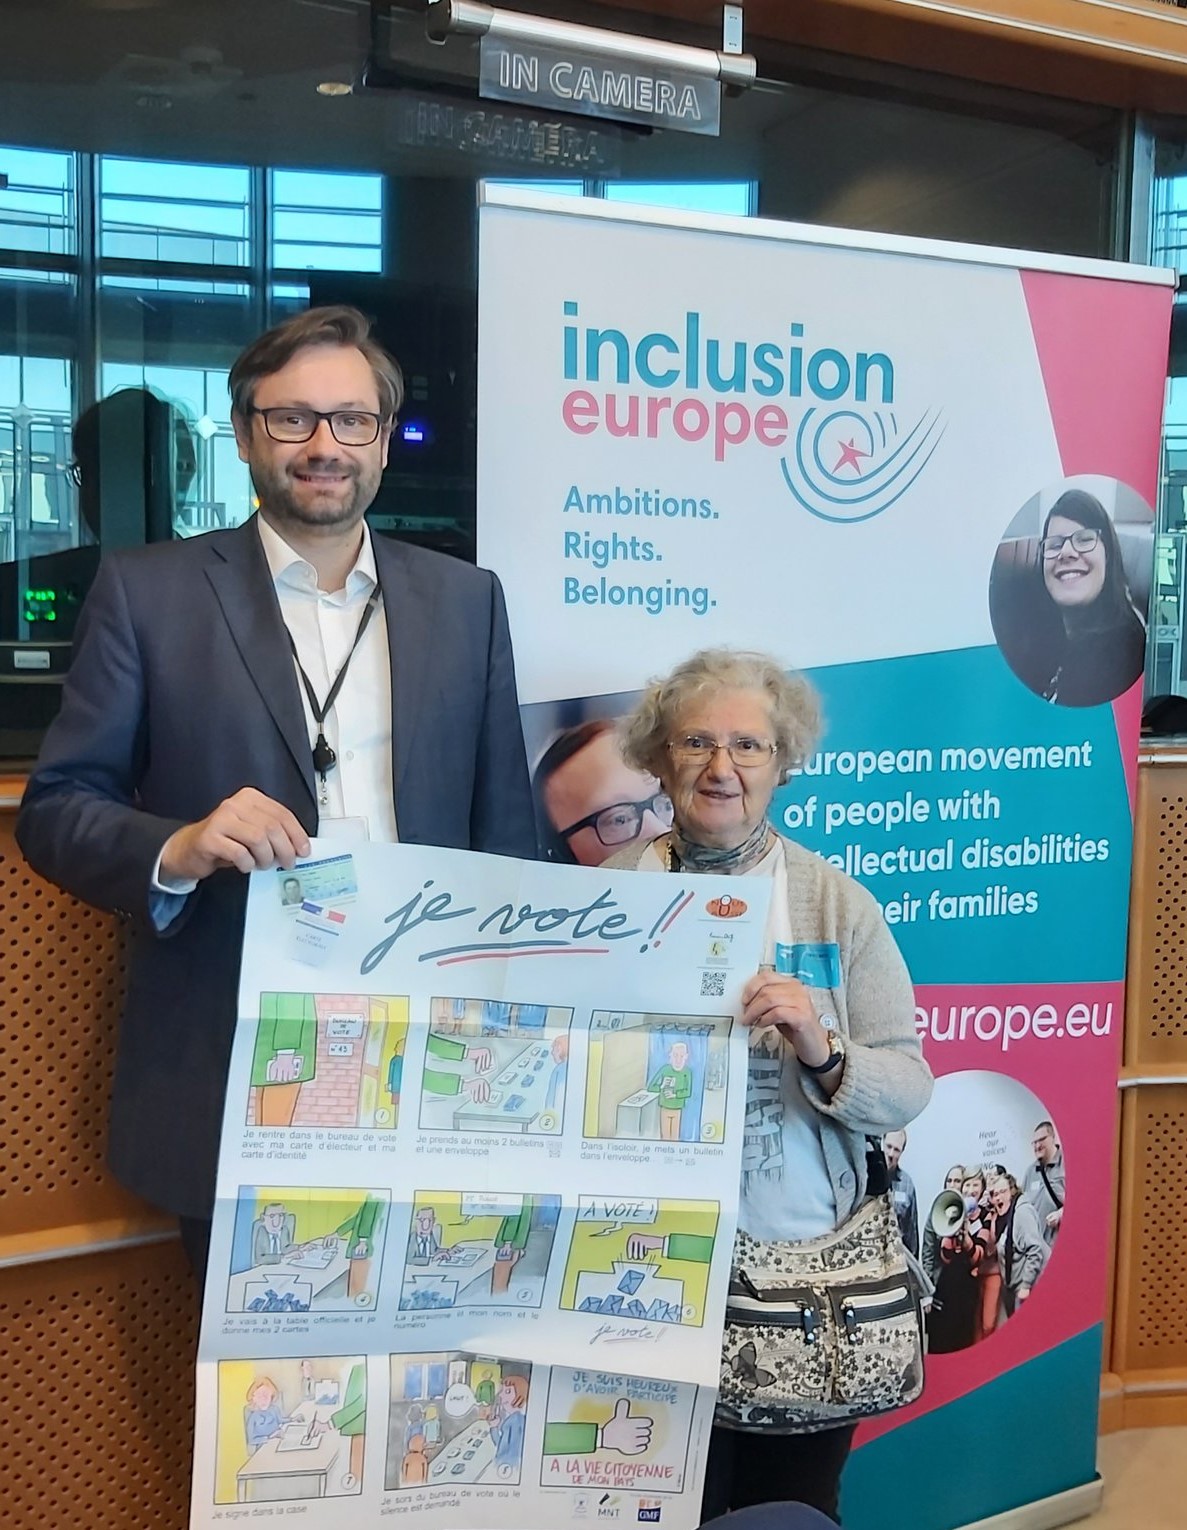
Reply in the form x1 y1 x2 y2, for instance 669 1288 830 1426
476 185 1173 1529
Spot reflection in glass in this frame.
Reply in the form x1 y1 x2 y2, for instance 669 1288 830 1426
101 360 248 533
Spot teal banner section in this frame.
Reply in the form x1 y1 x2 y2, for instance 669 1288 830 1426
772 646 1133 983
842 1325 1104 1529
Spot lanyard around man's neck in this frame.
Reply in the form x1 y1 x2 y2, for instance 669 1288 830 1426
284 586 381 806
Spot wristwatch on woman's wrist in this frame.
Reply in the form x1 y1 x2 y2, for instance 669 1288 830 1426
800 1031 845 1075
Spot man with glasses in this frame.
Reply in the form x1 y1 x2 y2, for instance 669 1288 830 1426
533 717 673 865
17 305 534 1277
1021 1119 1064 1246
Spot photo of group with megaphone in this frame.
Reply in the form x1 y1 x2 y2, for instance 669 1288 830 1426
881 1071 1064 1356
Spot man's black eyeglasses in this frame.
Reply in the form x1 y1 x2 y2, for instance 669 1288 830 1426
248 406 384 446
560 791 674 848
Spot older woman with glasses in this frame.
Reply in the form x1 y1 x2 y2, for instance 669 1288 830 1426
606 647 932 1526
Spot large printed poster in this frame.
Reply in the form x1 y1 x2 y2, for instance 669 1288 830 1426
476 188 1174 1529
190 841 768 1530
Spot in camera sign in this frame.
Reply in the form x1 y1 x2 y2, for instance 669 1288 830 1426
478 38 721 136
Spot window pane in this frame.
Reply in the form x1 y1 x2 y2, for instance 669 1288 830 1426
1146 133 1187 703
99 157 250 265
0 145 75 257
269 281 311 325
272 170 382 212
273 210 383 246
102 275 250 296
269 167 383 273
1152 166 1187 277
485 179 586 197
0 266 71 284
273 242 382 272
0 353 77 565
18 356 72 414
604 181 756 216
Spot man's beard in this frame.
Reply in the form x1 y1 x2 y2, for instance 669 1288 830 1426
253 455 381 530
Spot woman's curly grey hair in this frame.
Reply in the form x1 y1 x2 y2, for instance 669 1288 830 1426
619 648 821 785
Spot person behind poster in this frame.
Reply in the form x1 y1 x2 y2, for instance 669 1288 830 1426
533 717 673 865
606 647 932 1524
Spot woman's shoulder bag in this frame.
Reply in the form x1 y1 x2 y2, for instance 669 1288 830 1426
718 1147 925 1433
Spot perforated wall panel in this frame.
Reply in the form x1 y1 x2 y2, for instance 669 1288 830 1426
2 1242 197 1530
0 815 154 1236
1114 1086 1187 1370
1127 764 1187 1067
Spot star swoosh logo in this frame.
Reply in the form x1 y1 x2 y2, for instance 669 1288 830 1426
781 407 946 523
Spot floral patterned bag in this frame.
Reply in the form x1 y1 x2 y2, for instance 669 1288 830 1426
718 1193 925 1433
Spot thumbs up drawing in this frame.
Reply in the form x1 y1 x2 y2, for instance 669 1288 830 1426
599 1397 653 1456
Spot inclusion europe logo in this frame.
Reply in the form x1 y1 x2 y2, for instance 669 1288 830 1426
783 404 946 524
560 302 944 522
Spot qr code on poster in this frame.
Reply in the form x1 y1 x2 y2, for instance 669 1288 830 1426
700 971 726 998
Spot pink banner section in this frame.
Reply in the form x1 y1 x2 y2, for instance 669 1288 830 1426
860 979 1123 1443
1020 270 1170 817
1019 270 1172 503
1112 678 1146 813
1021 267 1168 801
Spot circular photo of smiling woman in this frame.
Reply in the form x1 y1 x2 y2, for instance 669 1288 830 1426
988 475 1153 708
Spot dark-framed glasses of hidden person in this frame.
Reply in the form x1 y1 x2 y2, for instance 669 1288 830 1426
667 735 778 768
561 791 674 848
247 406 384 445
1039 527 1101 559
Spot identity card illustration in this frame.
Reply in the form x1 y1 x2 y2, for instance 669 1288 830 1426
189 839 768 1529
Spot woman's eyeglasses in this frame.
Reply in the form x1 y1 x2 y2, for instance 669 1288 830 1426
1040 528 1100 559
560 791 674 848
248 406 384 446
666 735 777 768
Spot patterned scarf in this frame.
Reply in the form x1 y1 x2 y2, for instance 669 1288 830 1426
667 817 773 875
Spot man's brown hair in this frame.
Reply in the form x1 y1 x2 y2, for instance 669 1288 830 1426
228 304 404 422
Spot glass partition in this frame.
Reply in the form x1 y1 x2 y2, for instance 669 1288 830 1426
1144 132 1187 707
0 0 1127 751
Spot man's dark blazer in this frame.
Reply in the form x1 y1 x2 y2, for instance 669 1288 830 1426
16 518 535 1218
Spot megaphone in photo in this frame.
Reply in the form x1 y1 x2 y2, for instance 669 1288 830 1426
930 1190 965 1238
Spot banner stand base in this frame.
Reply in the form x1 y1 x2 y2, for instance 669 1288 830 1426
958 1478 1103 1530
